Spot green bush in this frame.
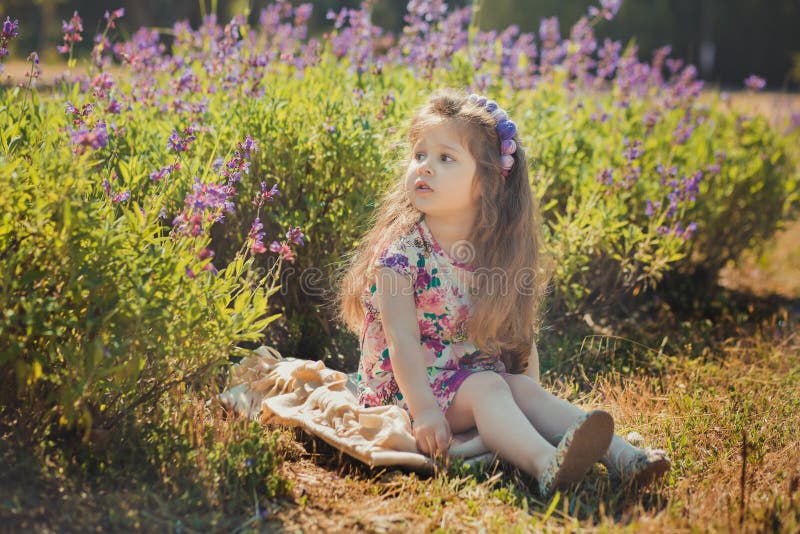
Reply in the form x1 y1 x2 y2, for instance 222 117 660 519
498 72 800 315
0 85 282 436
1 5 798 436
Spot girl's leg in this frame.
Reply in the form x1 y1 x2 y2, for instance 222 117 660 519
445 371 556 478
502 374 641 468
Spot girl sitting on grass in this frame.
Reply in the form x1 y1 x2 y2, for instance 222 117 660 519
337 88 670 496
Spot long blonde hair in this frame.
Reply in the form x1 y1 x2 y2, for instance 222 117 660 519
334 88 549 373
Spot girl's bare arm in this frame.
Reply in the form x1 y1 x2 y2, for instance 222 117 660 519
374 267 439 415
526 338 541 383
374 267 451 455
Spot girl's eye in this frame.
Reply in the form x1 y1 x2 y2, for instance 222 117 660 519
441 154 454 163
414 152 426 161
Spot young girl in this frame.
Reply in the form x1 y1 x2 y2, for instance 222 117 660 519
337 89 670 496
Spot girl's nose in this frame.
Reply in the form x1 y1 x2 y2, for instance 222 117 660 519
417 162 433 176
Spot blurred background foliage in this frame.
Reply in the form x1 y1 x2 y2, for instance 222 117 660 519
1 0 799 90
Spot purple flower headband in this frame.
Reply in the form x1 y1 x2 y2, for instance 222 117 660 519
468 93 518 177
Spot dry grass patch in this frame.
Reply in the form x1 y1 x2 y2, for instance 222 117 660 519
261 327 799 532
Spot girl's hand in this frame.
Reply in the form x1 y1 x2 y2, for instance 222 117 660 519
413 407 452 458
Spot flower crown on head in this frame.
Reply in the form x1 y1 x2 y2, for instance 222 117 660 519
467 93 518 177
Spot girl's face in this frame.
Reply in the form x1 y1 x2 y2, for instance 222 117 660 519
405 120 481 219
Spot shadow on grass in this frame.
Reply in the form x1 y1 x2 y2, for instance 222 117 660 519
0 405 297 533
538 280 799 383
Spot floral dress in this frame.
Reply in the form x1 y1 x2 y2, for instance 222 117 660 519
356 217 507 418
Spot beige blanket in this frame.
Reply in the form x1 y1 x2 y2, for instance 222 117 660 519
216 346 495 472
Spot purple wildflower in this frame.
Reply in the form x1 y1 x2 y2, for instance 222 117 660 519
649 45 672 86
173 213 204 237
70 121 108 152
642 110 660 133
22 52 41 86
104 8 125 29
66 102 94 126
538 17 565 77
327 5 382 75
167 126 198 152
744 75 766 92
174 70 200 94
1 17 19 43
111 190 130 203
224 158 249 183
596 168 614 185
106 99 123 114
286 226 305 246
241 135 257 153
663 170 703 218
594 38 621 85
684 170 703 198
150 161 180 181
270 241 296 263
91 71 115 98
249 217 267 254
785 111 800 135
171 176 237 237
185 177 236 217
222 136 258 183
622 166 642 188
539 16 560 43
588 0 622 21
1 17 20 68
682 221 698 240
255 182 280 207
622 138 643 161
671 111 696 145
101 172 129 203
665 221 698 240
57 11 83 55
91 23 115 70
645 199 661 217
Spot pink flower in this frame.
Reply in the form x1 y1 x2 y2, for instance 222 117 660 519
417 287 448 315
269 241 296 263
418 318 438 338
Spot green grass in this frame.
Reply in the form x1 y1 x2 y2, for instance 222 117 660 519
3 228 798 532
2 303 798 532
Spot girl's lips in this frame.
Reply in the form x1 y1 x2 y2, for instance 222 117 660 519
415 180 433 192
